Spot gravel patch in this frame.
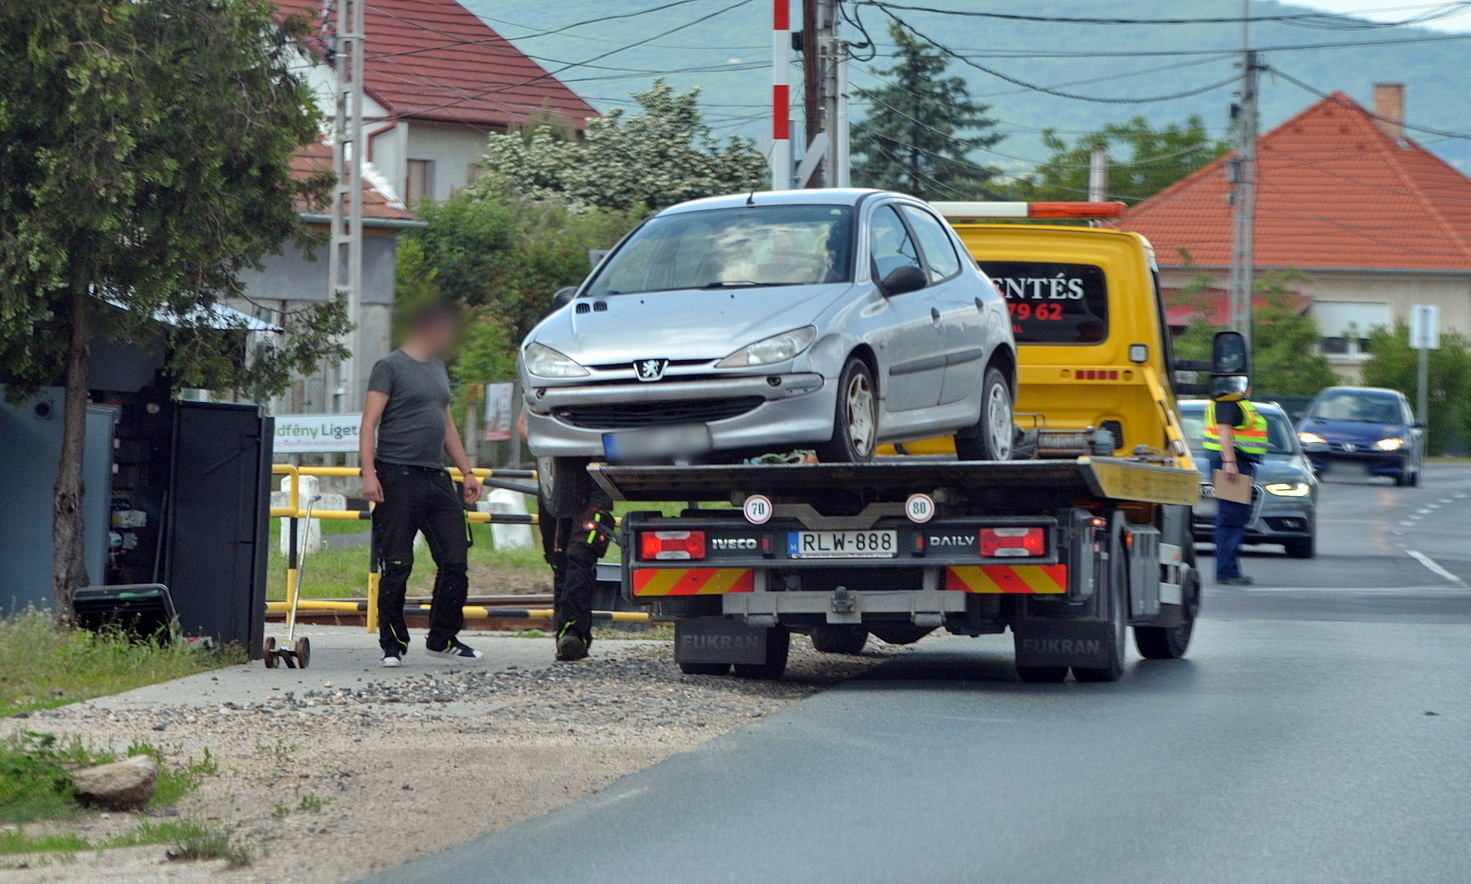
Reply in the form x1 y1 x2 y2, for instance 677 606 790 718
1 639 899 882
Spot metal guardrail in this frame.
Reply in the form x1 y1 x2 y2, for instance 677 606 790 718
268 464 646 632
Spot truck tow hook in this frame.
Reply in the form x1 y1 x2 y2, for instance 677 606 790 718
831 586 857 614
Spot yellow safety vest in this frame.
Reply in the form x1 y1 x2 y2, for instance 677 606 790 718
1203 399 1268 455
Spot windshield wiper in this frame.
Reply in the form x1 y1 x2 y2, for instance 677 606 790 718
698 281 789 289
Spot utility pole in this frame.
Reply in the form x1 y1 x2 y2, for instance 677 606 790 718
771 0 793 189
1088 148 1108 202
797 0 845 188
325 0 365 412
1227 3 1259 349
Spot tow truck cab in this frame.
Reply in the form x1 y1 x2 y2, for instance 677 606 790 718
897 202 1197 468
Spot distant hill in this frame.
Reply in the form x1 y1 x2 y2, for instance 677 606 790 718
462 0 1471 172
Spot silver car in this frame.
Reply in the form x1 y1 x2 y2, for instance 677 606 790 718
520 189 1017 513
1179 400 1320 558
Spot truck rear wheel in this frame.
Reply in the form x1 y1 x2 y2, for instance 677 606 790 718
1134 568 1198 660
810 625 869 655
733 627 790 679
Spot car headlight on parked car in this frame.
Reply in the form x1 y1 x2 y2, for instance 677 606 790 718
523 342 589 378
1298 431 1326 446
716 326 816 368
1375 437 1405 451
1264 481 1311 497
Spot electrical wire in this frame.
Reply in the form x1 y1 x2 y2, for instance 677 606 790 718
1268 65 1471 140
870 7 1240 104
853 0 1471 27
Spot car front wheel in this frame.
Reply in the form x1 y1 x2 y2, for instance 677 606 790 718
954 366 1014 462
816 357 877 463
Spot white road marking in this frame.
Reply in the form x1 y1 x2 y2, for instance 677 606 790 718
1236 584 1464 594
1405 549 1469 587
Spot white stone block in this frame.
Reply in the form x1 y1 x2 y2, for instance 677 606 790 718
478 488 534 550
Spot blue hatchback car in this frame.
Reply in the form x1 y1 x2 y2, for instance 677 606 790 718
1296 386 1425 486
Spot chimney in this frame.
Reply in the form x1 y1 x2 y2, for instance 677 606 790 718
1373 83 1405 142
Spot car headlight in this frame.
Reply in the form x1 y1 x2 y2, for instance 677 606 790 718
716 326 816 368
1298 431 1326 446
1264 481 1311 497
1375 437 1405 451
523 342 589 379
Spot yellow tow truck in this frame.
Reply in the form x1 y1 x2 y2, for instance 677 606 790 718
594 201 1246 682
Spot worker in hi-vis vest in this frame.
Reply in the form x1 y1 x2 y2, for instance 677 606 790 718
1203 390 1269 586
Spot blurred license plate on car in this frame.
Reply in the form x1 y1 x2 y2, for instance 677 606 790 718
788 530 898 559
602 425 710 462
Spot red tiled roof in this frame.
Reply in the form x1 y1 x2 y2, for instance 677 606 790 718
1162 286 1309 327
292 141 415 223
276 0 596 129
1119 92 1471 272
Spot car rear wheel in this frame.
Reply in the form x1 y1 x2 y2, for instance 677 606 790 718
816 357 877 463
954 366 1014 462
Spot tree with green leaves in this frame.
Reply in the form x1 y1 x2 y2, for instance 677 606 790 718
852 24 1004 199
405 193 639 347
1361 322 1471 454
479 80 766 212
1024 116 1228 204
0 1 344 620
1173 270 1337 398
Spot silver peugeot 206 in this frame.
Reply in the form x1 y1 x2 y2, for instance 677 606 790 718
520 189 1017 514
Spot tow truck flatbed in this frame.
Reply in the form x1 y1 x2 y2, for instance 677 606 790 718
591 457 1200 507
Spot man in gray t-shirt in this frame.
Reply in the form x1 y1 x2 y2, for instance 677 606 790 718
360 301 483 667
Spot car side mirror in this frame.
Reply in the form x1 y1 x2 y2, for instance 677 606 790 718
1412 421 1427 429
1209 330 1251 400
551 286 578 310
880 265 927 297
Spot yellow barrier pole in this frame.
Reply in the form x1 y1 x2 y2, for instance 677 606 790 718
365 502 379 635
265 600 652 623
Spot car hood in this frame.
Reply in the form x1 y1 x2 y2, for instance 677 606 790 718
1299 417 1405 443
527 284 856 363
1190 455 1312 484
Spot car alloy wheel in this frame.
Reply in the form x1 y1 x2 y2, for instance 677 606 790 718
985 380 1014 461
846 372 876 457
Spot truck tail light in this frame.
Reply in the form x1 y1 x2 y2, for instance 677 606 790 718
981 527 1046 558
639 530 706 561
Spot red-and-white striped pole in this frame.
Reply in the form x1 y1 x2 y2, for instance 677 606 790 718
771 0 792 189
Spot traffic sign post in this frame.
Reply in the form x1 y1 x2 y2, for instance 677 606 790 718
1410 305 1439 426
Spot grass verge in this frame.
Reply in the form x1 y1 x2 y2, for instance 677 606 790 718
0 611 239 717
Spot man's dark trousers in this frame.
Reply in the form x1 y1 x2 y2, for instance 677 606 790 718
1210 454 1255 581
373 463 470 653
539 488 614 644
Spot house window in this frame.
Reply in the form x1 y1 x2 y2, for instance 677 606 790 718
405 159 435 204
1315 301 1390 357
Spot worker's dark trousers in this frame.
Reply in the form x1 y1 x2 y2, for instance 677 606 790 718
540 489 614 644
1210 455 1255 581
373 463 470 653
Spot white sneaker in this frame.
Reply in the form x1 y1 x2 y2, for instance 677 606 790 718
381 652 402 668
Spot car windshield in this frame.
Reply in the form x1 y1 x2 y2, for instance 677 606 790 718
1180 406 1297 457
1308 390 1402 423
584 205 855 297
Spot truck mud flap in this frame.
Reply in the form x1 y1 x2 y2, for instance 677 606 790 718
675 618 768 666
1013 620 1113 669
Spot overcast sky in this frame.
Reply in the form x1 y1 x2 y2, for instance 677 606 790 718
1292 0 1471 31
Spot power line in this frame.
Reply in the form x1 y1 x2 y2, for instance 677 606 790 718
1268 66 1471 140
870 7 1240 104
853 0 1471 27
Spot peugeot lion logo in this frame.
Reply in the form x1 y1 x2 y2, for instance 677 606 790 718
634 358 669 382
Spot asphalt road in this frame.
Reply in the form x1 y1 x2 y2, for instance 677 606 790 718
390 466 1471 884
